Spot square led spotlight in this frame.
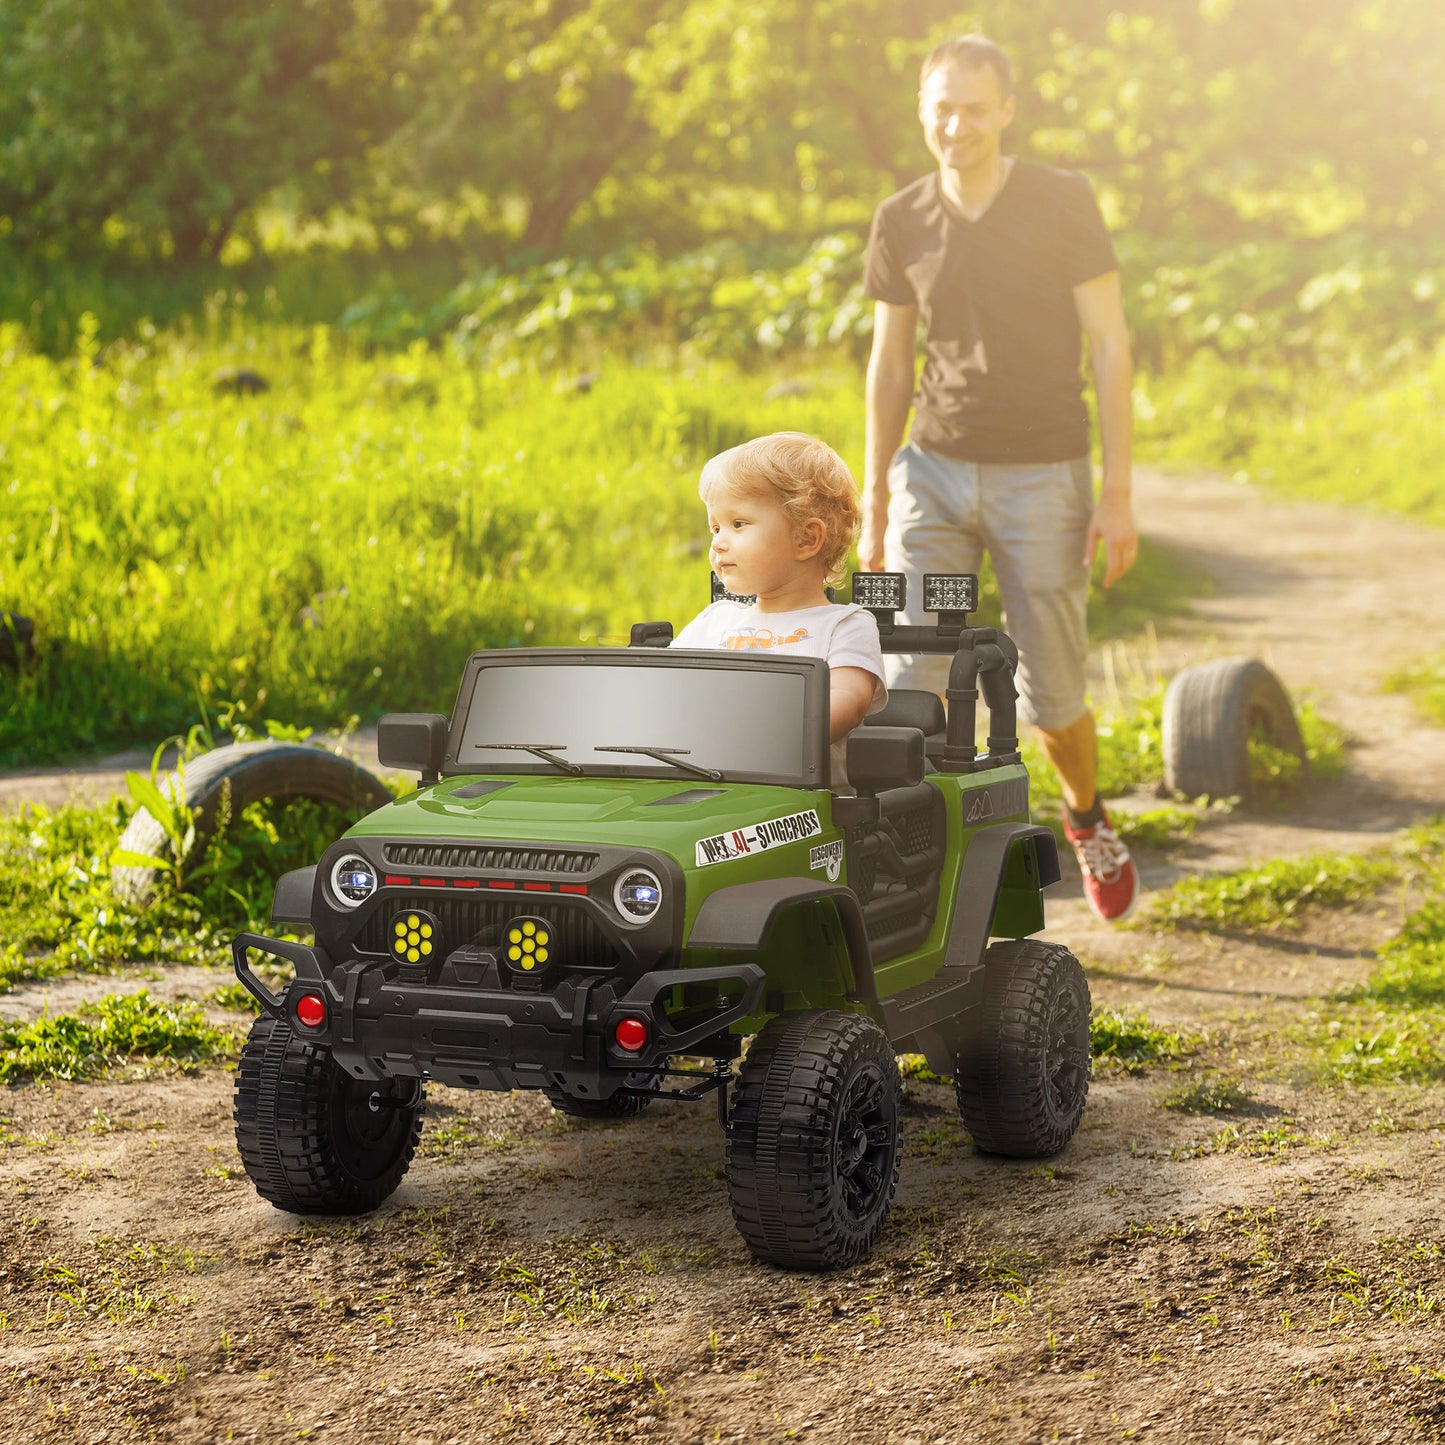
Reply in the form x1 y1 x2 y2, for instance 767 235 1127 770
922 573 978 616
850 572 906 612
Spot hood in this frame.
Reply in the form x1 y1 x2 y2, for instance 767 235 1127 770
345 774 829 856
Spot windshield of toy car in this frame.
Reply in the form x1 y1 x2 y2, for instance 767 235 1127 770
452 654 823 786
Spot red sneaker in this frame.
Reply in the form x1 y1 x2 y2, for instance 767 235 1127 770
1062 807 1140 923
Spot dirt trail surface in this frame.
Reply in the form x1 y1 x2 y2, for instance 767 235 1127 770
3 468 1445 1443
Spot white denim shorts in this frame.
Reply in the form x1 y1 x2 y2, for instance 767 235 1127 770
883 442 1093 731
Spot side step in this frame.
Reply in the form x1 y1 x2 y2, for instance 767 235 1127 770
878 961 982 1045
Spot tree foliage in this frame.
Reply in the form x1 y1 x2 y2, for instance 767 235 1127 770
0 0 1441 265
0 0 420 261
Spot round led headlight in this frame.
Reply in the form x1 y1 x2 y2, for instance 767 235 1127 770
330 854 377 908
614 868 663 923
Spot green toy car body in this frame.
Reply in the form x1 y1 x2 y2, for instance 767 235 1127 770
232 574 1090 1270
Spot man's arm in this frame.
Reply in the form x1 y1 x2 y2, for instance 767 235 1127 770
1074 270 1138 588
860 300 917 571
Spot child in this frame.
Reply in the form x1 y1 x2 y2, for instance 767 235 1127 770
672 432 887 791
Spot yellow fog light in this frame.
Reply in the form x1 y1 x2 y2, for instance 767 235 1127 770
391 909 439 967
504 917 553 973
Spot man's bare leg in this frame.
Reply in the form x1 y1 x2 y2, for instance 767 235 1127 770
1035 708 1097 816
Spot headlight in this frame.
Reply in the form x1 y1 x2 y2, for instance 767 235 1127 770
614 868 663 923
330 854 377 908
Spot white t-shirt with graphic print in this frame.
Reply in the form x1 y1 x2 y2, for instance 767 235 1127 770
671 600 888 792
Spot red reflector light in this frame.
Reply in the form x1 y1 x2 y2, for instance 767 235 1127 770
295 993 327 1029
614 1017 648 1053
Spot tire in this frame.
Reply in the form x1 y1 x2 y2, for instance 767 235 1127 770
1161 657 1305 804
113 741 393 903
954 939 1091 1158
726 1010 902 1271
233 1014 425 1215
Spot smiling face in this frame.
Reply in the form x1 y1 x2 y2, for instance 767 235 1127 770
918 60 1015 180
705 482 824 606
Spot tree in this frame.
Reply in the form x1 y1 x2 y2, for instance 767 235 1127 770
0 0 420 261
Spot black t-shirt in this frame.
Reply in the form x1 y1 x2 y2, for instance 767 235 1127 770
864 162 1118 463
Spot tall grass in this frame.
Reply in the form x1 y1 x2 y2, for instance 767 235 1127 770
0 319 1202 765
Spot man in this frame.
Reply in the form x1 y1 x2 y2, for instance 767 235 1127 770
860 33 1141 922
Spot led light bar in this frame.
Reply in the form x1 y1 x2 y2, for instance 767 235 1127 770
922 573 978 617
850 572 906 613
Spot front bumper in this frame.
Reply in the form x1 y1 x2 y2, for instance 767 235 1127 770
233 931 765 1098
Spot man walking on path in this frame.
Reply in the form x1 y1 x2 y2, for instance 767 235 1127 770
860 33 1141 921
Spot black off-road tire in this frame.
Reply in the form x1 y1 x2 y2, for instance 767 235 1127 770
234 1014 425 1215
726 1010 902 1271
1161 657 1305 804
113 741 393 904
954 939 1091 1158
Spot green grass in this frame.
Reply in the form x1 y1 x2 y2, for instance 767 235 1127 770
1314 826 1445 1082
0 777 357 990
0 315 1209 768
1137 339 1445 528
1090 1007 1198 1074
1159 1073 1252 1113
1384 655 1445 727
0 990 235 1083
1147 850 1397 932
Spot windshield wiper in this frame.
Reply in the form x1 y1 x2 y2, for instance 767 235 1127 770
470 742 582 776
594 745 724 782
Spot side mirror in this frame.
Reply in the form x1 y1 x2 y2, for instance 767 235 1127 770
846 726 925 796
629 620 674 648
378 713 449 784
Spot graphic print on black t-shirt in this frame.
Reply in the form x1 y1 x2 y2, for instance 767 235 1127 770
864 162 1118 464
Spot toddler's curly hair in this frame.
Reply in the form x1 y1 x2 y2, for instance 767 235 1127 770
698 432 861 587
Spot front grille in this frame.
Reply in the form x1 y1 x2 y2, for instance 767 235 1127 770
356 893 620 970
384 843 598 874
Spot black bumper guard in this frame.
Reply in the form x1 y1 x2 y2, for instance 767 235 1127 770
606 966 767 1066
233 931 331 1018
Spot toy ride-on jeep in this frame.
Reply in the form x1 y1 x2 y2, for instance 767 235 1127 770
231 573 1090 1271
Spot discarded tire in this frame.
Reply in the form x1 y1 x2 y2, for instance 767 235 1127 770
1161 657 1305 804
112 741 393 904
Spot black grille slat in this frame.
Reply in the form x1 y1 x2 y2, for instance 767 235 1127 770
357 894 619 971
384 843 597 874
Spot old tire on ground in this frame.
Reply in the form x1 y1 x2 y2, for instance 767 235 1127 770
726 1010 902 1271
234 1014 425 1215
113 741 393 903
1161 657 1305 804
954 939 1091 1158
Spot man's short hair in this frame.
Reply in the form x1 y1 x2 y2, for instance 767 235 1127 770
699 432 861 587
919 33 1012 98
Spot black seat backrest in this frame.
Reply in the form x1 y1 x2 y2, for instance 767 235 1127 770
865 689 945 736
864 688 947 771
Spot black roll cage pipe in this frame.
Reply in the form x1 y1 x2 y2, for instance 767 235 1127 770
870 618 1022 777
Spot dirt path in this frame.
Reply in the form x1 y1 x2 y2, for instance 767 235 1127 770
3 469 1445 1443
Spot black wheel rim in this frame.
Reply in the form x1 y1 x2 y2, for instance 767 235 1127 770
330 1076 415 1183
835 1064 895 1223
1045 979 1090 1121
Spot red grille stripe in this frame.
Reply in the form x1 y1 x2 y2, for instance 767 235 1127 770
453 879 482 889
487 880 517 890
523 882 551 892
419 877 446 887
384 875 411 886
559 884 589 895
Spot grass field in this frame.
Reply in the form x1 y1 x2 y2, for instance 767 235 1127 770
0 319 1203 766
